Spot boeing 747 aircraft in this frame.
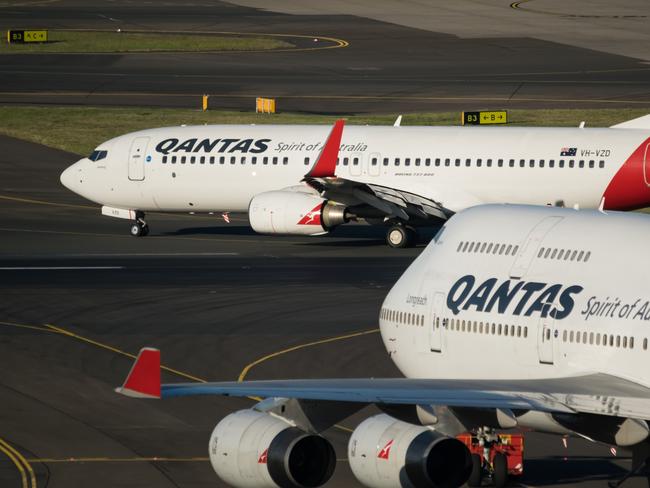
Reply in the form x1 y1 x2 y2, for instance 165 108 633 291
61 115 650 247
118 204 650 488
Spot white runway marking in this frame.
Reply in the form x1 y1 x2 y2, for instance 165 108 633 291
0 266 125 270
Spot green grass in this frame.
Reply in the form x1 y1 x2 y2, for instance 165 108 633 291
0 106 647 156
0 30 293 53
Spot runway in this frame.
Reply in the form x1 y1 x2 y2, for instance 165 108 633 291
1 0 650 113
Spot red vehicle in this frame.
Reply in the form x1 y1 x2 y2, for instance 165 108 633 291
457 429 524 487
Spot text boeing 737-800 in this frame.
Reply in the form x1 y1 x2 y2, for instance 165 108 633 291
60 114 650 247
117 204 650 488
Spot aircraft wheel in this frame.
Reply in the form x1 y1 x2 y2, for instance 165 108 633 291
493 452 508 488
130 222 146 237
386 225 408 248
467 453 483 487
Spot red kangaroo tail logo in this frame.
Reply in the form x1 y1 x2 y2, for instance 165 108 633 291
258 448 268 464
297 203 323 225
378 439 394 460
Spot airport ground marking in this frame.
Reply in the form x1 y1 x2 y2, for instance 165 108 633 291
52 29 349 54
237 328 380 382
0 435 36 488
43 324 207 383
3 91 650 105
25 456 208 463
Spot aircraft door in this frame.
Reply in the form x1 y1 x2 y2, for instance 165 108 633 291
128 137 150 181
350 152 362 177
537 316 554 364
643 144 650 186
510 216 563 279
367 152 381 177
429 292 445 353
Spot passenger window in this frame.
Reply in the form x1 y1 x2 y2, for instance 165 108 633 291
435 158 441 166
220 156 226 164
480 242 487 253
171 156 177 164
537 248 544 258
539 160 545 168
519 159 525 168
577 250 584 261
509 159 515 167
305 157 310 166
200 156 205 164
181 156 187 164
512 245 519 255
465 158 471 167
589 160 595 168
371 158 377 166
571 250 578 261
455 158 461 167
425 158 431 166
569 160 575 168
487 159 492 167
523 327 528 338
273 157 278 165
544 248 551 258
343 157 349 166
584 251 591 262
162 156 168 164
477 159 482 167
190 156 196 164
644 338 648 350
252 156 257 165
559 160 565 168
283 157 288 165
505 244 512 255
630 337 635 349
599 160 605 168
570 331 574 342
551 249 558 259
395 158 400 166
241 157 246 164
557 249 564 260
230 156 236 164
579 160 585 168
529 159 535 168
457 242 464 252
445 158 451 167
563 330 567 341
549 160 555 168
486 243 493 253
405 158 410 166
353 157 359 166
498 159 503 167
383 157 389 166
210 156 215 164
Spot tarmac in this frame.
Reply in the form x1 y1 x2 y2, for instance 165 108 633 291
0 0 650 113
1 0 650 486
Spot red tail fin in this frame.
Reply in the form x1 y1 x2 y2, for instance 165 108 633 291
305 119 345 178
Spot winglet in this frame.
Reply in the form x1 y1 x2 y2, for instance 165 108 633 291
115 347 161 399
305 119 345 178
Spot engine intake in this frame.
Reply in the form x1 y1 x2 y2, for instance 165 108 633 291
348 414 471 488
209 410 335 488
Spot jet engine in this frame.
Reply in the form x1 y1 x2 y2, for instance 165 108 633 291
248 190 348 236
348 414 472 488
209 410 336 488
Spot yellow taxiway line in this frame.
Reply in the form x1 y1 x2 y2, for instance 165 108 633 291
0 436 37 488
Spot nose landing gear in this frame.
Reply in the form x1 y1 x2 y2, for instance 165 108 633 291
129 212 149 237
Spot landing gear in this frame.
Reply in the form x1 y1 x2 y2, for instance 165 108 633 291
386 224 417 248
458 427 524 487
130 212 149 237
608 442 650 488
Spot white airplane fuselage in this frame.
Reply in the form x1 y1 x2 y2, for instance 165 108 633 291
61 124 650 215
381 204 650 389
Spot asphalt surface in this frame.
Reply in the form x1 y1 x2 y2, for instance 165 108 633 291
1 0 650 113
0 137 647 488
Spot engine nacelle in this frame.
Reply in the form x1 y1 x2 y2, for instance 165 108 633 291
209 410 336 488
248 190 347 236
348 414 472 488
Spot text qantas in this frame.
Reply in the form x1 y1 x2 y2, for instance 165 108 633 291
155 138 271 155
447 275 583 320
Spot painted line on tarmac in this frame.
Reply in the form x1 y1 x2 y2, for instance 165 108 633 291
0 436 37 488
26 456 208 463
3 91 650 105
0 266 124 270
0 194 94 210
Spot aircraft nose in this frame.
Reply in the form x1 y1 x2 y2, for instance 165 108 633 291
60 162 81 192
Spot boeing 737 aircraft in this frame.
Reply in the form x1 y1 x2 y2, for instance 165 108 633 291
61 114 650 247
118 204 650 488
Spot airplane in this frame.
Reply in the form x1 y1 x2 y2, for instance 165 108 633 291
60 114 650 247
117 203 650 488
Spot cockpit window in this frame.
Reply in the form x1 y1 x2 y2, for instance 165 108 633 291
89 150 108 161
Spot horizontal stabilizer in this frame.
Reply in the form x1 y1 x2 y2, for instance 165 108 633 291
611 114 650 129
115 347 161 399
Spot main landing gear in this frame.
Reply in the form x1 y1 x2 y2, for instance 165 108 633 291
386 224 418 248
129 212 149 237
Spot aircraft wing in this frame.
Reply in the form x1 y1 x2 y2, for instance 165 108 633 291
116 348 650 420
302 120 452 222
